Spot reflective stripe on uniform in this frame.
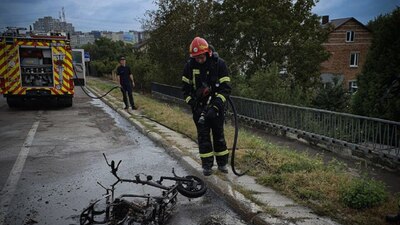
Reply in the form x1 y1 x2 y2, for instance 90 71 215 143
192 69 200 89
216 93 226 102
219 76 230 83
185 96 192 103
214 149 229 156
200 152 214 158
182 76 190 84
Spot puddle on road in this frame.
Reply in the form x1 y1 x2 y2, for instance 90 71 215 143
91 98 140 140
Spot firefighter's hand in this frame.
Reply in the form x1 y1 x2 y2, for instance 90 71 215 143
205 106 219 120
131 81 135 88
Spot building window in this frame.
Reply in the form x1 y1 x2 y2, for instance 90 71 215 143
346 31 354 42
349 80 358 93
350 52 359 67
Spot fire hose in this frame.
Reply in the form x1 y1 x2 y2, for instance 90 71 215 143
228 97 249 177
73 65 121 99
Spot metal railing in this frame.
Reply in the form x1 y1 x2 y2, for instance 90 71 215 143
151 82 400 161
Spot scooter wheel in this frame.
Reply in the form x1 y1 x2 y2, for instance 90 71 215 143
177 175 207 198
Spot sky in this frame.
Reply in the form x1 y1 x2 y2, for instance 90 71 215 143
0 0 399 33
312 0 400 24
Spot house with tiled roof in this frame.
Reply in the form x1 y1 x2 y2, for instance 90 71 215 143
320 16 372 92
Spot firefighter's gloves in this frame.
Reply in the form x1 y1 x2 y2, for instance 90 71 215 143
205 105 219 120
196 87 210 99
199 105 218 124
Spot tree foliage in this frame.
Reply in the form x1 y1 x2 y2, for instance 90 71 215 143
82 37 161 91
237 63 287 101
210 0 329 105
210 0 328 83
143 0 214 86
143 0 329 102
236 63 314 106
128 53 162 91
312 77 351 112
352 7 400 121
82 37 134 76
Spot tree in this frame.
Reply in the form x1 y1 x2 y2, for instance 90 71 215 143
128 53 162 91
352 8 400 121
143 0 215 86
143 0 329 104
82 37 134 76
237 63 287 100
207 0 328 105
209 0 329 85
312 77 351 112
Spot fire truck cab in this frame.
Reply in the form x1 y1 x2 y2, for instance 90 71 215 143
0 27 74 107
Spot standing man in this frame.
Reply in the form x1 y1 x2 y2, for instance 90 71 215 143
117 56 137 110
182 37 231 176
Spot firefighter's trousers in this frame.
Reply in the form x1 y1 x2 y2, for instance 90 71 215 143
193 110 229 169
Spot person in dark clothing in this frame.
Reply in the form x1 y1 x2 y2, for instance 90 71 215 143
116 56 137 110
182 37 232 176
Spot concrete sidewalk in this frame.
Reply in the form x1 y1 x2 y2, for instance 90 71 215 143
87 85 340 225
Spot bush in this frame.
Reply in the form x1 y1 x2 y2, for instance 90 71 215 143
90 60 117 77
312 76 351 112
340 178 387 209
128 55 162 91
235 63 315 106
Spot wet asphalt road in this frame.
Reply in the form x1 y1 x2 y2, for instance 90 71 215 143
0 89 248 225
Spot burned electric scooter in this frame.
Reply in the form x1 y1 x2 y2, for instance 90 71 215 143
80 153 207 225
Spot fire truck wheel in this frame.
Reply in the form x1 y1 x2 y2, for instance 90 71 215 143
6 97 22 108
64 97 73 107
58 97 73 107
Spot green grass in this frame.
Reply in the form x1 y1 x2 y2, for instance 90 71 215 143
87 77 399 225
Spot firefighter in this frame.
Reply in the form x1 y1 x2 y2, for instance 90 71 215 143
182 37 232 176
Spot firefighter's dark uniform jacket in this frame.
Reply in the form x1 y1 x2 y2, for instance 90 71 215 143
182 55 231 169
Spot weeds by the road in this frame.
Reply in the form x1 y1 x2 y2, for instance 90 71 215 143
87 77 399 225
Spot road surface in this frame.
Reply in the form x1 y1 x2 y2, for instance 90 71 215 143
0 89 248 225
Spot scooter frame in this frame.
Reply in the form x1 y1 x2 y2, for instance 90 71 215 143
80 153 207 225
